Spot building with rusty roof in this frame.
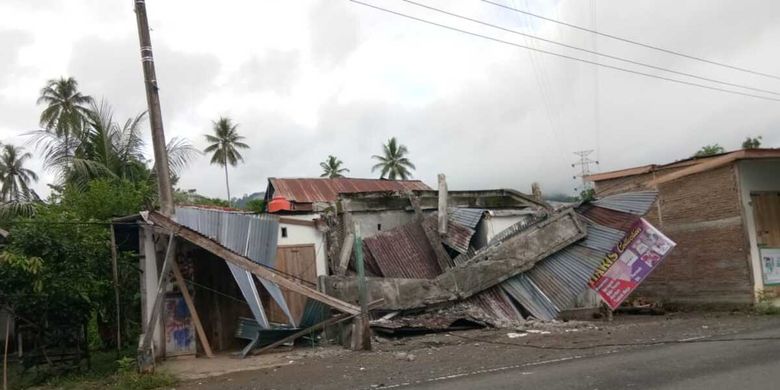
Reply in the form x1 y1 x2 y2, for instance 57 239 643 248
587 148 780 307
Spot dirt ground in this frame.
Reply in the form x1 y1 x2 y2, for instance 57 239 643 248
177 312 780 390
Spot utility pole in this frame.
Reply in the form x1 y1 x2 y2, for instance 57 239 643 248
134 0 174 216
572 150 599 193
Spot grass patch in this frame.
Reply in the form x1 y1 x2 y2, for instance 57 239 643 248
7 350 177 390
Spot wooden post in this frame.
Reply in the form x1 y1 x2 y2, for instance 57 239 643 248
352 225 371 351
110 225 121 354
140 234 176 352
169 258 214 358
438 174 448 236
3 316 9 390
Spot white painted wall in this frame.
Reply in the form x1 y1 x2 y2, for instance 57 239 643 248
277 214 328 276
353 210 420 237
737 159 780 302
483 214 531 243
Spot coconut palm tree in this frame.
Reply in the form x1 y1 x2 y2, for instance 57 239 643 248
28 100 199 188
37 77 94 155
371 137 415 180
0 144 39 202
320 155 349 178
203 117 249 203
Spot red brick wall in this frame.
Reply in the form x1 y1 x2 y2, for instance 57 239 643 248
594 164 754 306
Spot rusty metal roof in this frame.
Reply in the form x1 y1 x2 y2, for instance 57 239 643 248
267 177 432 204
363 223 442 279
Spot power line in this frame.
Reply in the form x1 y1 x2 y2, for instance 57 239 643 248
481 0 780 81
349 0 780 102
398 0 780 96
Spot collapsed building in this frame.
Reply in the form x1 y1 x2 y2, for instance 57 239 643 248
123 176 666 363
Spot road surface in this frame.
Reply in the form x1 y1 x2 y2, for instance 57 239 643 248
402 326 780 389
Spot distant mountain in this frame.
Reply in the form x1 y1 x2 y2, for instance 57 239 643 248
233 192 265 208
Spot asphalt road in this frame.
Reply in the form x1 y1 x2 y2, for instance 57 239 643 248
404 326 780 390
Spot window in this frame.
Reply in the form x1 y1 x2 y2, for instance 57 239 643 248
377 224 382 231
281 227 288 238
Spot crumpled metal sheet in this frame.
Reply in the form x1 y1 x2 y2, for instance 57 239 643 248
175 207 295 326
592 191 658 215
448 208 485 229
500 192 660 321
363 222 441 279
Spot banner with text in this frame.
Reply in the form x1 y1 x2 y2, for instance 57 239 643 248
588 218 676 309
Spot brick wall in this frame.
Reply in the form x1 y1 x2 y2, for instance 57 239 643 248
594 164 754 306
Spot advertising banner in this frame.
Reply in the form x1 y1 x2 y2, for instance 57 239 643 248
588 218 676 309
760 248 780 285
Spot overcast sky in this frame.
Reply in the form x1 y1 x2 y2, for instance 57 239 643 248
1 0 778 199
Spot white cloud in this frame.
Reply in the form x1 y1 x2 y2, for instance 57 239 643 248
0 0 778 201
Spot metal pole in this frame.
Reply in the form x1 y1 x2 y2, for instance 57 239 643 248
134 0 174 216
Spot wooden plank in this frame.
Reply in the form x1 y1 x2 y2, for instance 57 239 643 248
140 234 176 351
148 212 361 315
437 174 448 236
109 225 121 353
170 258 214 358
269 245 317 324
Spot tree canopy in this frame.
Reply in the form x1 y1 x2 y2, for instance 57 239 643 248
371 137 416 180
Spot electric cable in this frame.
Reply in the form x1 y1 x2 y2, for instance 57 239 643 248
350 0 780 102
398 0 780 96
481 0 780 81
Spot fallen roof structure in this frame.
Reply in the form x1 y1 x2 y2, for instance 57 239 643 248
322 190 662 324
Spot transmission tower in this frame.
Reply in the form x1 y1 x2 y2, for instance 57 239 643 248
572 150 599 193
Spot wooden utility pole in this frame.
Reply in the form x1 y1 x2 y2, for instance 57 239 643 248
134 0 174 216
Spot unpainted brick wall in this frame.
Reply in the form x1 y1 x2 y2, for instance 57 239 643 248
594 164 754 306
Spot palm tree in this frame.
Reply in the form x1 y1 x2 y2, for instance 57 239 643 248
320 155 349 178
203 117 249 203
371 137 415 180
28 100 199 188
0 144 39 202
36 77 94 155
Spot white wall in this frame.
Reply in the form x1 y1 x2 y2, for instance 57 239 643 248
277 214 328 276
353 210 420 237
737 159 780 301
483 214 530 243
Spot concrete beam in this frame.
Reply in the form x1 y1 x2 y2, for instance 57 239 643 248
322 209 586 310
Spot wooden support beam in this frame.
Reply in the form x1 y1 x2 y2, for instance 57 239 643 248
170 258 214 358
437 174 448 236
408 193 453 271
147 212 361 315
109 225 121 353
139 234 176 351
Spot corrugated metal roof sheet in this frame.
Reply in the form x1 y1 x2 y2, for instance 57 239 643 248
593 191 658 215
269 178 432 204
363 223 441 279
501 191 660 321
175 206 295 326
423 214 475 254
465 287 524 324
448 208 485 229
